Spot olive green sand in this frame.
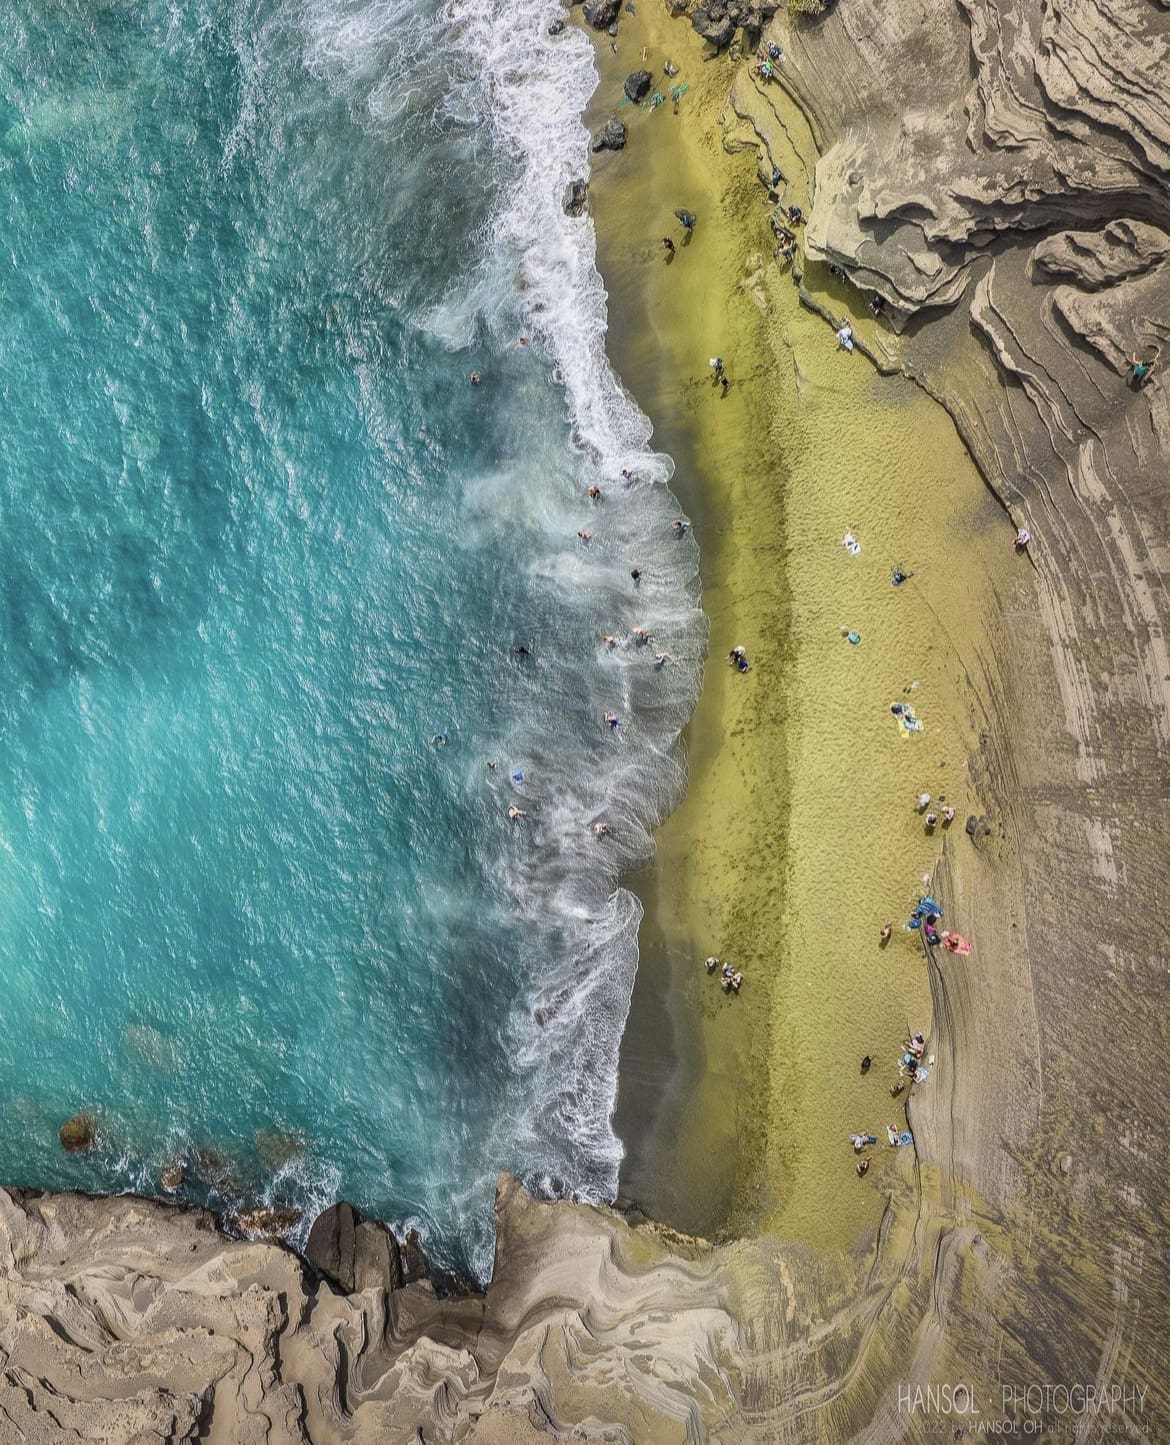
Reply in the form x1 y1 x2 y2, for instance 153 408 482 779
588 9 1015 1252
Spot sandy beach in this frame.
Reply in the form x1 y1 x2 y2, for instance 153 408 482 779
588 5 1013 1253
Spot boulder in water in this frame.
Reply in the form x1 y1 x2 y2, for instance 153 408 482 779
306 1201 404 1294
159 1160 185 1193
401 1226 429 1285
59 1114 95 1153
623 69 653 102
592 118 627 152
563 179 589 217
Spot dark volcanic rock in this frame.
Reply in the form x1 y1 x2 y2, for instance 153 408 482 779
582 0 620 26
401 1226 429 1285
306 1201 404 1294
547 16 565 33
563 179 589 216
691 7 736 47
623 69 653 102
59 1114 95 1152
592 118 627 152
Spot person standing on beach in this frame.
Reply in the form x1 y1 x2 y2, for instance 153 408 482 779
662 236 675 257
1128 351 1156 386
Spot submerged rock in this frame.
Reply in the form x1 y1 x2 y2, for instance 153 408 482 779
592 118 627 152
254 1128 306 1171
306 1201 404 1294
623 69 653 102
59 1114 95 1153
159 1161 185 1193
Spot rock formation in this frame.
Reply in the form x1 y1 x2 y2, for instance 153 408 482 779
0 1180 746 1442
305 1199 403 1294
592 116 628 151
623 68 654 101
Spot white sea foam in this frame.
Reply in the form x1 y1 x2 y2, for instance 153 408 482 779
435 0 707 1231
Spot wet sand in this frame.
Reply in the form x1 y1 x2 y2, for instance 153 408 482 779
588 9 1016 1251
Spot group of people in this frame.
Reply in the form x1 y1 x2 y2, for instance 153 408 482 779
705 956 743 994
753 40 784 81
916 791 956 831
603 627 671 669
849 1031 929 1175
662 209 697 261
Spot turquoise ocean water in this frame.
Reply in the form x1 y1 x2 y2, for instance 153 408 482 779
0 0 702 1277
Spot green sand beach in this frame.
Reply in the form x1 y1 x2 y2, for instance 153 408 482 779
588 8 1015 1252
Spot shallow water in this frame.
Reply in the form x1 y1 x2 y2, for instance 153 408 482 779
0 0 703 1278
